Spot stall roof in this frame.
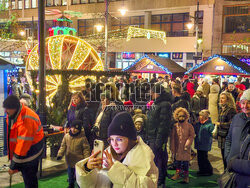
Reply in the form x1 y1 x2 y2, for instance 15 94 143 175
122 54 186 74
0 56 14 70
185 54 250 75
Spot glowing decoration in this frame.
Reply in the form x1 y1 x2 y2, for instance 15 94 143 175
127 26 167 44
49 26 77 36
122 54 172 74
26 35 104 103
119 8 127 16
185 54 249 75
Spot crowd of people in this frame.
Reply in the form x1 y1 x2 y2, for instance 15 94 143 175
4 73 250 188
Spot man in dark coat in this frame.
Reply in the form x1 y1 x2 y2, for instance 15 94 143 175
225 89 250 163
145 83 172 187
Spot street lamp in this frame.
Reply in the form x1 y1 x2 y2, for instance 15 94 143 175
186 0 200 66
95 24 104 32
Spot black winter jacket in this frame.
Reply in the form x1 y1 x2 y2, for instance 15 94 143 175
145 91 172 150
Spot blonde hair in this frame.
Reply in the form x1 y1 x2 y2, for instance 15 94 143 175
173 107 190 121
220 92 236 110
199 110 210 119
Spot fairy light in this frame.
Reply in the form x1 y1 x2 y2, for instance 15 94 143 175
122 54 172 74
26 35 104 103
185 54 249 75
127 26 167 44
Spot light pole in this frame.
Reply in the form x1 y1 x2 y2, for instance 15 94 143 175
104 0 109 71
194 0 199 66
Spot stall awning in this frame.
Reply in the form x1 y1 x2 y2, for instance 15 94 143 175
0 56 14 70
122 54 186 74
185 54 250 75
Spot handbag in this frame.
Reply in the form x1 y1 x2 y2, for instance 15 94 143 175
218 169 236 188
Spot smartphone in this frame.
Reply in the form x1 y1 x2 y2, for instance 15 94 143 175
93 139 104 158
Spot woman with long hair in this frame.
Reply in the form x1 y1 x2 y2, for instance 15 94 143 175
66 92 93 148
216 92 236 169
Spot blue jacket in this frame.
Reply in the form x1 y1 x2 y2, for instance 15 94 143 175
194 119 214 151
225 113 250 163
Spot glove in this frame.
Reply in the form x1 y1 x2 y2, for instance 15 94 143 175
57 156 62 160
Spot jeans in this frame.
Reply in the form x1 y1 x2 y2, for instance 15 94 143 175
221 148 227 170
197 150 213 174
68 167 76 186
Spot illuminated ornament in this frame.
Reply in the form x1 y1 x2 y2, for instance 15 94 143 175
127 26 167 44
185 54 249 75
26 35 104 104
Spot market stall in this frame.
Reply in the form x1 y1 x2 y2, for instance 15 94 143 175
122 54 186 80
0 56 14 156
185 54 250 83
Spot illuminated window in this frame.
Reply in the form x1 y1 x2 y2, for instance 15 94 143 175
25 0 29 8
31 0 37 8
18 0 22 9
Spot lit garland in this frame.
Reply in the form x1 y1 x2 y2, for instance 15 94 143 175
185 54 249 75
56 18 73 23
49 27 77 36
122 54 172 74
126 26 167 44
26 35 104 104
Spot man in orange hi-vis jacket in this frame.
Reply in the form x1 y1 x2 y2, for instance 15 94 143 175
3 95 44 188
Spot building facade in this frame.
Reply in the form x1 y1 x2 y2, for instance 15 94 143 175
0 0 249 69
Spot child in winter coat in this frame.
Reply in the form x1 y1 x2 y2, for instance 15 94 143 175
194 110 214 176
132 109 147 140
57 120 90 188
170 107 195 183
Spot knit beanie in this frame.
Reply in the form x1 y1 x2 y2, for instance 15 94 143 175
71 120 82 131
240 89 250 101
134 117 144 123
3 95 20 109
108 111 137 140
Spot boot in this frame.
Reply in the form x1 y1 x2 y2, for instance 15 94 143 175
171 169 181 181
183 171 189 183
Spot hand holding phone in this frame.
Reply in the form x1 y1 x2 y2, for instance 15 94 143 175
93 139 104 158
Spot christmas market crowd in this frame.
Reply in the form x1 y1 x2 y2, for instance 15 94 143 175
3 73 250 188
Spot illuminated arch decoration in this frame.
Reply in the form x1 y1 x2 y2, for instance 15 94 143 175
127 26 167 44
26 35 103 103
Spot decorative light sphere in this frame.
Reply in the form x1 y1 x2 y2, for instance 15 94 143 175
26 35 104 102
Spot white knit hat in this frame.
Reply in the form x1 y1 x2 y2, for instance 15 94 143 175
240 89 250 101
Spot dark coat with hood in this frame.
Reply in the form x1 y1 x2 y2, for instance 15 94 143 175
145 91 172 151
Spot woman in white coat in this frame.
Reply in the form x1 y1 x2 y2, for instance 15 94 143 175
75 111 159 188
208 84 220 124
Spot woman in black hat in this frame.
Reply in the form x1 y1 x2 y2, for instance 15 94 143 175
76 111 158 188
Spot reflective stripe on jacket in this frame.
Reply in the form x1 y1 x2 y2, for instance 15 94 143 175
7 105 44 161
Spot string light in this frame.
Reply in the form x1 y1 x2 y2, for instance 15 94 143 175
127 26 167 44
26 35 104 103
122 54 172 74
185 54 249 75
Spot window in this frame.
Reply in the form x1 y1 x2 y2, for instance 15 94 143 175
151 13 190 37
223 5 249 33
11 0 15 9
46 0 53 6
222 44 249 54
186 53 194 60
25 0 29 8
78 19 94 36
55 0 60 5
62 0 67 5
18 0 22 9
111 16 144 31
31 0 37 8
72 0 78 4
80 0 88 3
89 0 96 3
